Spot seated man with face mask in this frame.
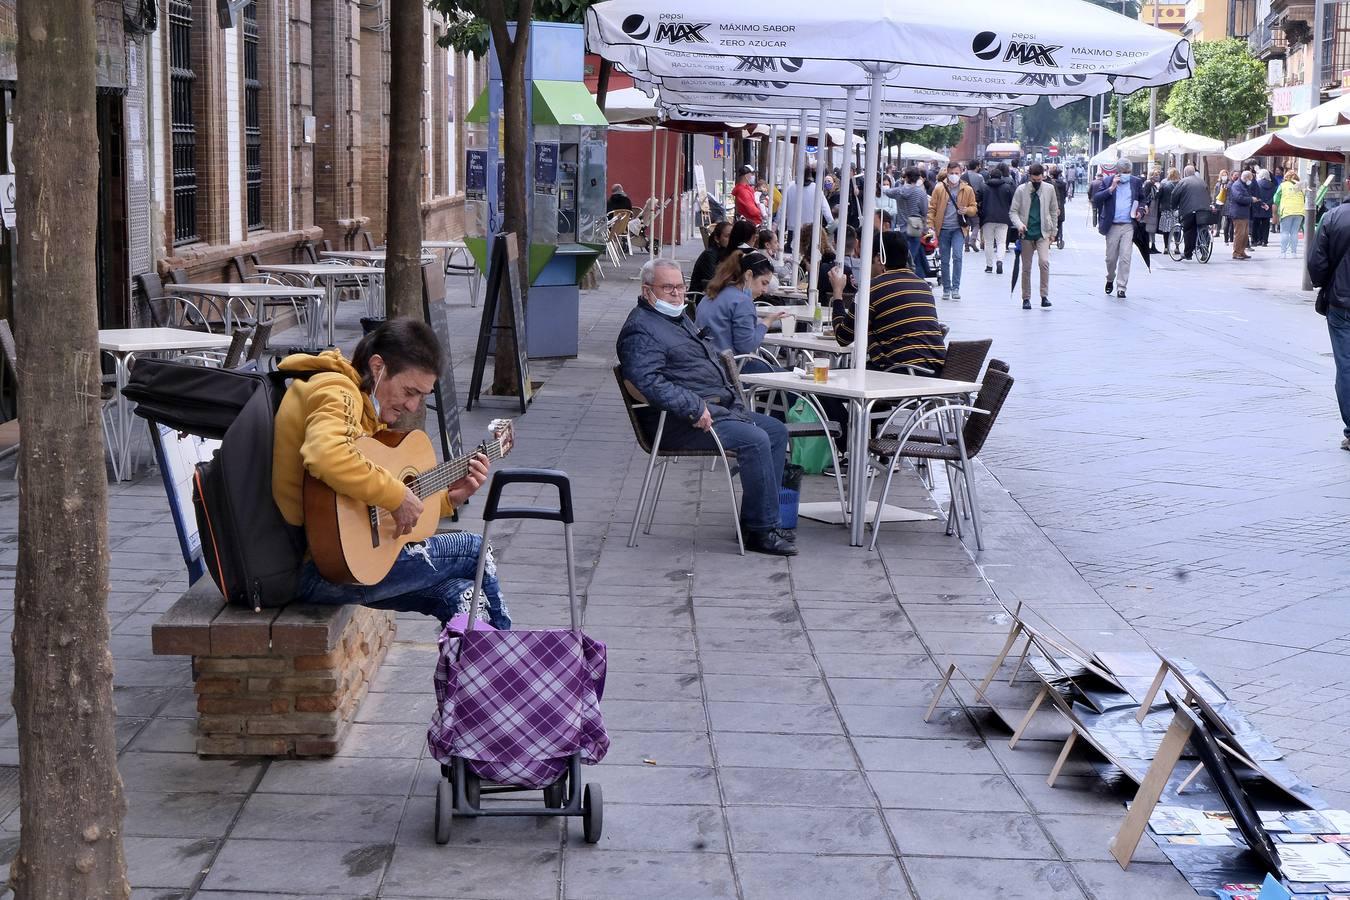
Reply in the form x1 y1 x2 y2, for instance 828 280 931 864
617 258 795 557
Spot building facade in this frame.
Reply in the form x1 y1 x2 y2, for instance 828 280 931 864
1 0 486 331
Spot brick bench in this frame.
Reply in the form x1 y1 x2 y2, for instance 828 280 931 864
151 578 397 758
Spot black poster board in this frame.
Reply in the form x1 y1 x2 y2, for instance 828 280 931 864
534 142 559 187
466 232 530 413
421 260 464 461
465 149 487 202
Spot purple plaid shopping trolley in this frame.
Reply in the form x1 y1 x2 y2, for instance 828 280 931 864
425 469 608 845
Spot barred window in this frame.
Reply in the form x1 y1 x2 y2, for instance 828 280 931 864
243 1 263 230
169 0 198 245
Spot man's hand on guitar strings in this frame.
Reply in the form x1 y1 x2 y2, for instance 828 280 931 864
392 487 424 537
446 453 490 507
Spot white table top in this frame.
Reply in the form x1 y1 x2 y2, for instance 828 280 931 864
257 263 386 277
740 368 980 401
173 282 324 298
318 250 388 262
98 328 234 354
762 332 854 355
422 239 468 250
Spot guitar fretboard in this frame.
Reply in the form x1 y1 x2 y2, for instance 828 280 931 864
411 438 508 499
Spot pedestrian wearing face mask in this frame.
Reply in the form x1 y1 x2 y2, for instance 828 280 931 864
617 258 796 557
928 162 979 301
1093 157 1146 299
1228 169 1255 260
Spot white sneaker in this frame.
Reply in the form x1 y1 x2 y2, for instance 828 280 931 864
1342 437 1350 451
942 291 952 301
952 290 961 300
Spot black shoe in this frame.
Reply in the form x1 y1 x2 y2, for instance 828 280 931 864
1022 299 1032 310
774 527 797 543
1041 297 1052 308
996 261 1003 275
746 528 798 556
985 265 993 273
1116 289 1126 299
1105 280 1114 294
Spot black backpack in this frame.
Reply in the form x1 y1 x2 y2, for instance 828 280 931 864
124 359 313 610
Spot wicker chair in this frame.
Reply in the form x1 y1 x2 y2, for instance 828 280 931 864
614 365 744 555
936 338 992 383
867 367 1014 551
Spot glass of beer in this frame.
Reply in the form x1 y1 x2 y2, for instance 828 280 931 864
812 356 830 384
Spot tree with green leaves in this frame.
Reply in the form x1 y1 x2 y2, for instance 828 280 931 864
1021 97 1092 146
1164 39 1268 142
896 124 964 153
430 0 595 394
1108 88 1167 139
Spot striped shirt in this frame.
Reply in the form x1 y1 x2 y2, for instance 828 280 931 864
832 268 946 373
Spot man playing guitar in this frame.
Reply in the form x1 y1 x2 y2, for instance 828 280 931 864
271 318 510 628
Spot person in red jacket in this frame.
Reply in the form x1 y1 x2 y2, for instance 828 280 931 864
731 167 763 226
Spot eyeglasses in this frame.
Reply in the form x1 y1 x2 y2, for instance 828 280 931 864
647 282 686 297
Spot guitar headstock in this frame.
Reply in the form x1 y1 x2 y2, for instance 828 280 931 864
486 419 515 457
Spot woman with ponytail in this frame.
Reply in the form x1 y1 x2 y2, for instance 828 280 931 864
695 249 787 356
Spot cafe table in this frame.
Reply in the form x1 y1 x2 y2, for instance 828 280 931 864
256 263 385 350
171 282 324 333
739 368 981 547
761 331 854 368
99 328 233 481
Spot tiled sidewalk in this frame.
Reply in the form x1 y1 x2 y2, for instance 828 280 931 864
0 229 1285 898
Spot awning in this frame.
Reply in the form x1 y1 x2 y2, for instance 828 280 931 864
467 80 608 127
1225 126 1350 163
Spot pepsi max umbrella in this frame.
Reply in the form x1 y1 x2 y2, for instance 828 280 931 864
588 4 1190 84
587 0 1192 547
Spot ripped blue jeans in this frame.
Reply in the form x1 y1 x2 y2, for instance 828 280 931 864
296 531 511 629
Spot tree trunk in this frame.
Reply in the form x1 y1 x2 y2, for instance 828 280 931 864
9 0 129 896
384 0 425 321
487 5 532 397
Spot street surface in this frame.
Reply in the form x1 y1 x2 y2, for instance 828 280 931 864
0 206 1343 898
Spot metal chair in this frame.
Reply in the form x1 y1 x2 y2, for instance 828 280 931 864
444 246 481 308
867 367 1014 551
247 320 274 364
613 365 744 555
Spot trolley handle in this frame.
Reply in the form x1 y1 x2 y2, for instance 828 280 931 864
480 468 574 524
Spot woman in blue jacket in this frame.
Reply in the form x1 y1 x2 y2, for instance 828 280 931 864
695 250 786 359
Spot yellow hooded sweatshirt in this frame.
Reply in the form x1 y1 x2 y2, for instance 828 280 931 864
271 349 452 528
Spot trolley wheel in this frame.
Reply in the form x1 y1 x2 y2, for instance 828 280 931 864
434 779 453 845
582 783 603 844
544 778 566 809
1056 236 1065 250
464 771 481 810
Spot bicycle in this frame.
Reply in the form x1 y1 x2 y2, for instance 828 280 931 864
1167 211 1214 263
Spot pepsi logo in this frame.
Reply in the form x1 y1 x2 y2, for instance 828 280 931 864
1169 43 1189 71
1064 73 1087 86
973 32 1001 61
781 57 804 73
622 14 650 39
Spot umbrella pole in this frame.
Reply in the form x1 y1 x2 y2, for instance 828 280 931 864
790 108 809 282
848 67 886 548
649 123 659 259
835 87 859 284
772 123 783 249
777 126 793 265
658 124 671 253
808 100 829 312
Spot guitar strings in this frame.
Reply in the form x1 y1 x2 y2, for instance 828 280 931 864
365 437 509 526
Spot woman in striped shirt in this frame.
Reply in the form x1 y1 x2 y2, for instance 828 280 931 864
829 230 946 374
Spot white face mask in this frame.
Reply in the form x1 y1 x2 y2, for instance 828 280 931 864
649 294 686 318
947 174 960 185
370 368 384 417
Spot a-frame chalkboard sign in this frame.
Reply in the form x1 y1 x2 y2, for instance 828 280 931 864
466 232 530 414
421 260 463 461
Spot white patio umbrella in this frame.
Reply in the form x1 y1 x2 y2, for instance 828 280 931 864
1225 125 1350 162
898 142 948 162
587 0 1191 547
597 86 661 124
1287 94 1350 138
1091 123 1221 164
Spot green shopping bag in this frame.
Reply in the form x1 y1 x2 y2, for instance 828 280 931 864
787 397 832 475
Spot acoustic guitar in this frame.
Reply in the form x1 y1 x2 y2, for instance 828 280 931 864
303 419 514 585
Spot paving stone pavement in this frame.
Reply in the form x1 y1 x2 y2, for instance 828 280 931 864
0 207 1339 897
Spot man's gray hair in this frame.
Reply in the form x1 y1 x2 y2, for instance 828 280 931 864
640 257 682 287
1116 158 1133 174
1183 165 1196 176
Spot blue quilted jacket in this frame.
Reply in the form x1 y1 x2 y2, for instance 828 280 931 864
617 300 740 424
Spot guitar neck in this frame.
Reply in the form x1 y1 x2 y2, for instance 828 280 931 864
412 439 506 499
